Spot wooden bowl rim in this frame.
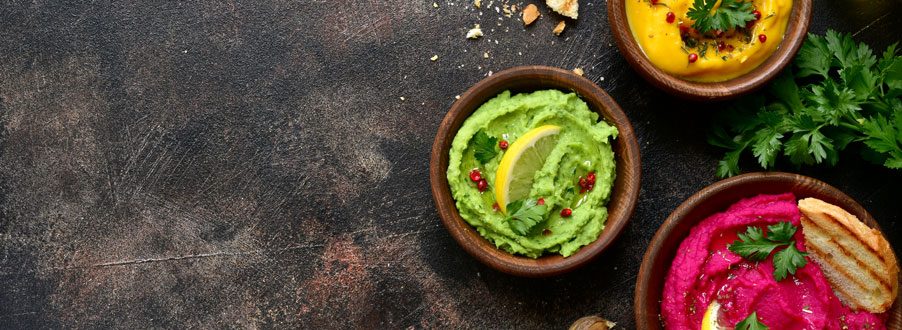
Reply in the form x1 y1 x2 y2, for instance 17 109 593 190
606 0 813 101
633 172 901 329
429 65 642 278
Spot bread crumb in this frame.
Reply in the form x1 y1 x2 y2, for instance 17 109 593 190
431 55 439 61
483 51 489 58
553 20 566 36
433 2 438 8
572 68 584 76
522 4 539 26
474 0 481 8
546 0 579 19
455 95 461 99
400 97 405 101
466 24 483 39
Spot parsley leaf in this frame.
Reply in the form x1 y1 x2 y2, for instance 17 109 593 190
770 71 804 110
708 124 748 177
751 128 784 168
687 0 756 34
797 33 833 79
717 148 744 178
825 30 877 70
861 109 902 169
736 312 769 330
729 226 783 261
709 30 902 177
506 199 547 235
472 131 498 164
729 222 808 281
772 243 808 281
765 222 797 242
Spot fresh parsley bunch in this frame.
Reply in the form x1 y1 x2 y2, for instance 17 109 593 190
710 30 902 177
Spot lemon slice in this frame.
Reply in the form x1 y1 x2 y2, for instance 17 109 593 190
494 125 561 213
701 300 725 330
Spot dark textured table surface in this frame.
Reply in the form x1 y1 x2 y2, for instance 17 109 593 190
1 1 901 328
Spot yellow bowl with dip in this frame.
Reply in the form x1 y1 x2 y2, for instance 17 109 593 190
607 0 811 100
626 0 792 82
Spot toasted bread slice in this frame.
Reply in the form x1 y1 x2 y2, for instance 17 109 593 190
798 198 899 313
546 0 578 19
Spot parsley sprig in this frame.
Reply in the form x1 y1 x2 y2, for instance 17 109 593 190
736 312 768 330
710 30 902 177
472 131 498 164
728 222 808 281
506 199 547 235
773 244 808 282
687 0 756 34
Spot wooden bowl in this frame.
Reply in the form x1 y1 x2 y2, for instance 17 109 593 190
634 172 902 329
607 0 813 101
429 66 641 277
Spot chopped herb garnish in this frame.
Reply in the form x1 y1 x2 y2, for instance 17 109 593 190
687 0 756 34
472 131 498 164
728 222 808 281
699 42 710 59
685 37 699 48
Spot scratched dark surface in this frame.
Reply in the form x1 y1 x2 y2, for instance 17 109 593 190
0 0 900 328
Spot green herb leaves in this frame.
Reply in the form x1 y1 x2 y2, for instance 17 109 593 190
728 222 808 281
736 312 769 330
506 199 547 235
773 244 807 282
687 0 756 34
472 131 498 164
709 30 902 177
764 221 797 242
730 227 779 261
862 111 902 169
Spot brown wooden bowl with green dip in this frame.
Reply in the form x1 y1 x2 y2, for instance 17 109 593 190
430 66 641 277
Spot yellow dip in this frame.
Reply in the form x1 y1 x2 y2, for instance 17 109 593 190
625 0 792 82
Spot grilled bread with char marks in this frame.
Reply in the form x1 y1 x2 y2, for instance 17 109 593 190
798 198 899 313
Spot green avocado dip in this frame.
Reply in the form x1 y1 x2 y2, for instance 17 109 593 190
446 90 618 258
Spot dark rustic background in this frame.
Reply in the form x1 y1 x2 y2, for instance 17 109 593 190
1 0 900 328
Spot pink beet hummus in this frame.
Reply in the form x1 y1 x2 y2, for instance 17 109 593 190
661 193 886 329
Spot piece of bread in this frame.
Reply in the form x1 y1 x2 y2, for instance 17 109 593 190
522 4 540 26
798 198 899 313
546 0 578 19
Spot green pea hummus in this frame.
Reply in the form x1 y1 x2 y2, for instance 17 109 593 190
446 90 618 258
